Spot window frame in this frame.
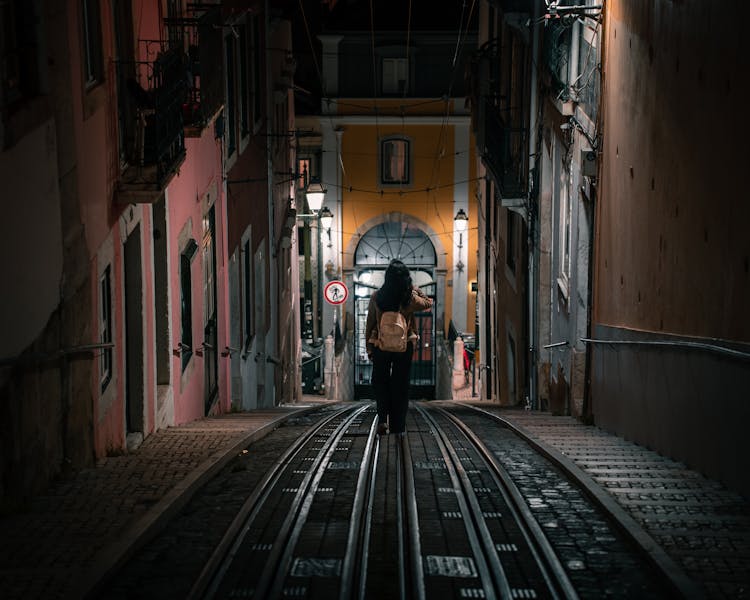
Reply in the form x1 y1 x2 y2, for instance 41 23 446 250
381 56 408 95
554 143 572 301
81 0 104 90
505 210 516 274
243 237 255 347
225 34 237 156
238 23 250 139
380 136 411 186
180 244 195 371
250 15 263 131
99 265 113 391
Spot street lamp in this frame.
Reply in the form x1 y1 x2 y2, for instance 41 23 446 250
319 206 333 246
454 208 468 242
305 177 327 212
454 208 468 272
298 183 330 346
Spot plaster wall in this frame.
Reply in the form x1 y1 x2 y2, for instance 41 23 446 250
591 325 750 498
592 1 750 495
596 1 748 340
166 133 227 424
338 121 478 333
0 121 63 358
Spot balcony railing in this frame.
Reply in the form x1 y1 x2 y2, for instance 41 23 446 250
115 47 187 203
470 40 529 202
482 98 528 201
164 6 223 135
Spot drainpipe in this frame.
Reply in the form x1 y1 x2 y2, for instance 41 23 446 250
527 0 541 409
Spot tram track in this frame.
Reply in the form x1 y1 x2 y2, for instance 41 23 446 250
192 403 381 599
428 402 679 599
408 403 576 599
98 400 676 599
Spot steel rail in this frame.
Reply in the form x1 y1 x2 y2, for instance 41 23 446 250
400 431 426 600
339 416 379 600
434 404 579 600
458 402 702 600
395 437 407 600
192 404 359 599
357 426 380 600
415 404 506 600
258 404 371 599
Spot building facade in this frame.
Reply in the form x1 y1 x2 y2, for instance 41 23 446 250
0 0 296 508
472 0 749 496
224 7 300 410
592 1 749 496
471 2 535 407
293 0 479 401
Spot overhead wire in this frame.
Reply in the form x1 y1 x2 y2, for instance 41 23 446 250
425 0 478 236
296 0 481 259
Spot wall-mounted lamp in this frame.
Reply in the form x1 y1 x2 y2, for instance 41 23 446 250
454 208 468 247
454 208 468 273
319 206 333 247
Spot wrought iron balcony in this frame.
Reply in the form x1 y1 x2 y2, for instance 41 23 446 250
164 5 223 136
115 47 187 203
469 40 529 202
481 98 528 202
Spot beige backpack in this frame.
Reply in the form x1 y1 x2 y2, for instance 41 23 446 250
377 310 409 352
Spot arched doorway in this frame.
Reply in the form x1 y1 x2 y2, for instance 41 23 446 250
353 221 437 399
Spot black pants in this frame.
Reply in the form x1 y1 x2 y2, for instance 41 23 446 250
371 342 413 434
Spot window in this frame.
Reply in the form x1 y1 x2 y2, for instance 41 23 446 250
559 169 571 285
507 333 516 401
81 0 103 89
225 35 236 155
239 24 250 137
506 211 516 273
250 15 262 127
1 0 41 106
381 137 410 185
297 158 311 190
576 15 600 121
99 266 112 391
180 241 197 370
553 142 571 299
382 57 408 94
166 0 184 49
243 238 254 344
254 244 266 333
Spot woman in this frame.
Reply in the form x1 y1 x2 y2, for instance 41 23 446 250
365 260 433 435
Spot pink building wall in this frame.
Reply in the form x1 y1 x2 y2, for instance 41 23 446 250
167 133 229 424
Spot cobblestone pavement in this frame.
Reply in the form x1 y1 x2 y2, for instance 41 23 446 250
3 398 748 599
470 405 750 600
0 401 332 600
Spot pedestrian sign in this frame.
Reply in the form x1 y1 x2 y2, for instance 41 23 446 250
324 280 348 305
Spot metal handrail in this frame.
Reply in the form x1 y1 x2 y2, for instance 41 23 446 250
0 343 115 367
581 337 750 362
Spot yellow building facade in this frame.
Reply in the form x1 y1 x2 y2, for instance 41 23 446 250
298 97 478 400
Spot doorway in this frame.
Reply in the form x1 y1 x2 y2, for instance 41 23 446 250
353 222 437 400
124 225 144 444
203 205 218 413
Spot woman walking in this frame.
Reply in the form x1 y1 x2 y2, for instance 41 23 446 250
366 260 433 435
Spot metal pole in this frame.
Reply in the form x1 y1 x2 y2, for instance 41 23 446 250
303 218 313 343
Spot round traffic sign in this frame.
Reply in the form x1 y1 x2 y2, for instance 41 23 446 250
324 280 348 305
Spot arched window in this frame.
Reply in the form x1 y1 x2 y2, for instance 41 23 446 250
354 222 436 267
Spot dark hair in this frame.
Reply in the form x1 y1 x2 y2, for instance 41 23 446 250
376 260 413 311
